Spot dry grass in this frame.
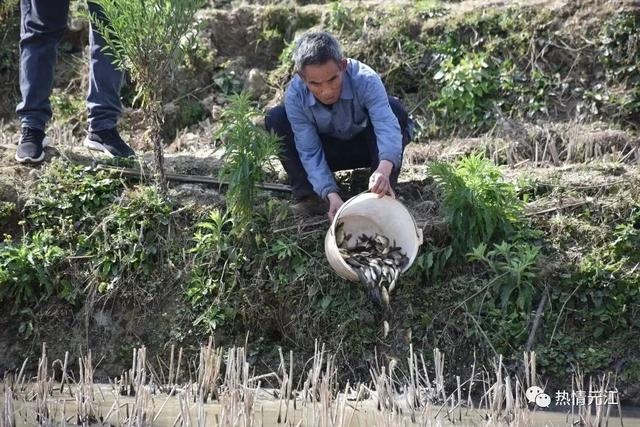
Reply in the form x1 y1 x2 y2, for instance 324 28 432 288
0 340 624 426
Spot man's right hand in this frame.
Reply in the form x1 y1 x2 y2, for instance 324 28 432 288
327 192 344 223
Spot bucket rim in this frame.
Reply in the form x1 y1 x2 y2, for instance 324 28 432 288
330 192 422 244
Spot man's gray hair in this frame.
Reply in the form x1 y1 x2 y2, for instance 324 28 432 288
293 31 344 74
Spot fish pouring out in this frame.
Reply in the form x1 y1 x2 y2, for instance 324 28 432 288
335 221 409 307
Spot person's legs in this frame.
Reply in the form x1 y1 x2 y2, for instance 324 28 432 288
265 105 316 201
16 0 70 131
321 133 371 172
86 1 124 133
15 0 70 162
82 2 134 158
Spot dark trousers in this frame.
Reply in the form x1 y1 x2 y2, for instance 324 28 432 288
265 96 412 201
16 0 124 132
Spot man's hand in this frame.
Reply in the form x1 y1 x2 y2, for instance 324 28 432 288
327 192 344 223
369 160 395 198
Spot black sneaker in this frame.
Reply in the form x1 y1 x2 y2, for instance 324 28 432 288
15 127 49 163
83 128 135 158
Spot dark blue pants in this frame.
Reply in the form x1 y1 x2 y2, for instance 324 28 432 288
265 96 412 200
16 0 124 132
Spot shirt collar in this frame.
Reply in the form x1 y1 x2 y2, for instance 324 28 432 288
340 70 353 100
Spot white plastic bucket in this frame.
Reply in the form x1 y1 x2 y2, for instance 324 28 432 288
324 193 423 282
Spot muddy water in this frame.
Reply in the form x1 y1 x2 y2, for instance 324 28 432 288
4 386 640 426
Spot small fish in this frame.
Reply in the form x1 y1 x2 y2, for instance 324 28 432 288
346 257 363 268
388 278 397 293
356 269 370 289
383 321 390 338
375 234 389 246
335 223 345 247
370 263 382 277
363 267 374 285
337 230 405 308
381 286 390 306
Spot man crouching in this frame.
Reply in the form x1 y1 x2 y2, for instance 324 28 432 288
265 31 413 222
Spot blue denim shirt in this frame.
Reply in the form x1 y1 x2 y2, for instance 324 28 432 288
284 59 402 199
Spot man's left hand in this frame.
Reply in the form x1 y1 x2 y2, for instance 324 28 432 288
369 160 395 198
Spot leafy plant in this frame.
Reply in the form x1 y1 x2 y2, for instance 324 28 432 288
468 240 540 310
0 0 18 18
268 39 296 86
213 70 243 96
429 153 524 258
431 52 499 128
266 236 308 288
0 0 20 103
177 99 207 129
82 187 172 294
327 0 352 32
0 202 16 221
187 209 239 332
0 231 68 306
27 159 123 237
216 93 280 237
411 244 453 282
89 0 200 192
50 89 85 126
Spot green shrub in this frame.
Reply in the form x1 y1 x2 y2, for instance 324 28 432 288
327 0 354 32
217 93 280 237
468 240 540 310
27 159 123 236
89 0 200 191
431 52 499 128
429 153 524 258
410 245 452 282
266 235 308 289
177 99 207 129
81 186 173 293
0 231 69 306
187 209 239 332
0 0 19 75
0 202 16 221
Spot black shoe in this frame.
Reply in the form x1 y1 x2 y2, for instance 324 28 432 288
83 128 135 158
16 127 49 163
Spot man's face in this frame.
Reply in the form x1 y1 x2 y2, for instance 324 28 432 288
299 59 347 105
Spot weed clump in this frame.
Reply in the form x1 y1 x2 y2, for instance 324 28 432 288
26 159 124 238
429 153 523 258
0 231 69 307
217 93 280 238
84 187 173 294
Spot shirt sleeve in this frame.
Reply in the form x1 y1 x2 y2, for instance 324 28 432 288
361 74 402 170
284 91 340 200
